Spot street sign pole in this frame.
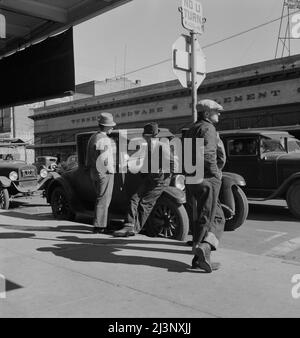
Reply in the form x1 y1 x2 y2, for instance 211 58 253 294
177 0 205 123
191 31 198 123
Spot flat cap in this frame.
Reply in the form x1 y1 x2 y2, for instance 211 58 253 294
196 99 224 112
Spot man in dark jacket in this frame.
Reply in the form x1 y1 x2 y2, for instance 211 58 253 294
86 112 116 234
186 99 225 273
113 122 177 237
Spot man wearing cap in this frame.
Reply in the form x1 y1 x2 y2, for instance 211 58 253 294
86 112 116 234
186 99 225 273
113 122 177 237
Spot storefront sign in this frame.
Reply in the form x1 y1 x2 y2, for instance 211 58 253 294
34 78 300 133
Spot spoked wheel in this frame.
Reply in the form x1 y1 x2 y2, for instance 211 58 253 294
50 186 75 221
0 188 9 210
144 196 189 241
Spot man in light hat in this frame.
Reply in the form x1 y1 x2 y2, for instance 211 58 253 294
86 112 116 233
113 122 177 237
186 99 225 273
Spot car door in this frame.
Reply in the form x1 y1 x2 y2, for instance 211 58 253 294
224 136 261 189
258 136 281 189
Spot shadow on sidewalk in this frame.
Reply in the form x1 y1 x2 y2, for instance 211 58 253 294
0 211 55 221
0 232 35 239
37 236 191 273
0 223 93 235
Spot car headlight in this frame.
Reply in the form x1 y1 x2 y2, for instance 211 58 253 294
40 168 48 178
9 171 18 181
174 174 185 191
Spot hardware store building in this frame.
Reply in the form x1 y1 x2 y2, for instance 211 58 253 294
30 54 300 159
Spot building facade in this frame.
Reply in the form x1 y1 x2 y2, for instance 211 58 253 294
30 54 300 158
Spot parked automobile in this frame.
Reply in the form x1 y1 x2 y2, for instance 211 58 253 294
0 139 51 209
220 129 300 218
46 128 248 241
56 154 78 174
34 156 58 174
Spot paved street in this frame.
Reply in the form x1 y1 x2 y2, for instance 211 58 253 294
0 195 300 318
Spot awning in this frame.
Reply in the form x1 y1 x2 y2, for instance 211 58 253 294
0 0 132 59
0 0 132 108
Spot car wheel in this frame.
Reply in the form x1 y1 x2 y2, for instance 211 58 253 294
287 182 300 219
0 188 9 210
224 186 248 231
144 196 189 241
50 186 75 221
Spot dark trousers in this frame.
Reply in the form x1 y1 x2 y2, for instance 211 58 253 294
94 173 114 228
127 174 171 232
187 177 225 250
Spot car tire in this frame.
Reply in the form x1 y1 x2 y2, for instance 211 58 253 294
287 182 300 219
144 196 189 241
0 188 9 210
50 186 75 221
224 186 248 231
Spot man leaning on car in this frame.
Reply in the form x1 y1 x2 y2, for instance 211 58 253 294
186 99 225 273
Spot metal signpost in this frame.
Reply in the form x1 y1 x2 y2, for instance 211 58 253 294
173 0 206 122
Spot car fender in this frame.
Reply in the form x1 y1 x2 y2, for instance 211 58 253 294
222 172 246 187
161 186 186 205
267 172 300 199
219 173 246 214
248 172 300 201
0 176 11 188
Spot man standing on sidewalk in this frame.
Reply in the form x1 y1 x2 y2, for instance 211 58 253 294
86 113 116 234
186 99 225 273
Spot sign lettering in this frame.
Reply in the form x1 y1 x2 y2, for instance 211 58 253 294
181 0 203 33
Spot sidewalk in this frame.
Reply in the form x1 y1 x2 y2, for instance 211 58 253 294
0 213 299 318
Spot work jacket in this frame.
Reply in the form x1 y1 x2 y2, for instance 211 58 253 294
186 119 222 180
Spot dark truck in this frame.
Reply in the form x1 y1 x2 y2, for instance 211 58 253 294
0 139 51 209
220 129 300 218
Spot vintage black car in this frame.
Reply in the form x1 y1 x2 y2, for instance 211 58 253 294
220 129 300 218
46 129 189 240
46 128 248 241
0 139 51 209
34 156 58 173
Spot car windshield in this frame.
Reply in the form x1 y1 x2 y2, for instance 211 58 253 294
287 138 300 153
260 137 286 154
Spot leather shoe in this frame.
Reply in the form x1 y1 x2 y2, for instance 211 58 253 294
193 243 213 273
113 225 135 237
189 255 221 272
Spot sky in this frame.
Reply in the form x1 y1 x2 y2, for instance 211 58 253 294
73 0 300 86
